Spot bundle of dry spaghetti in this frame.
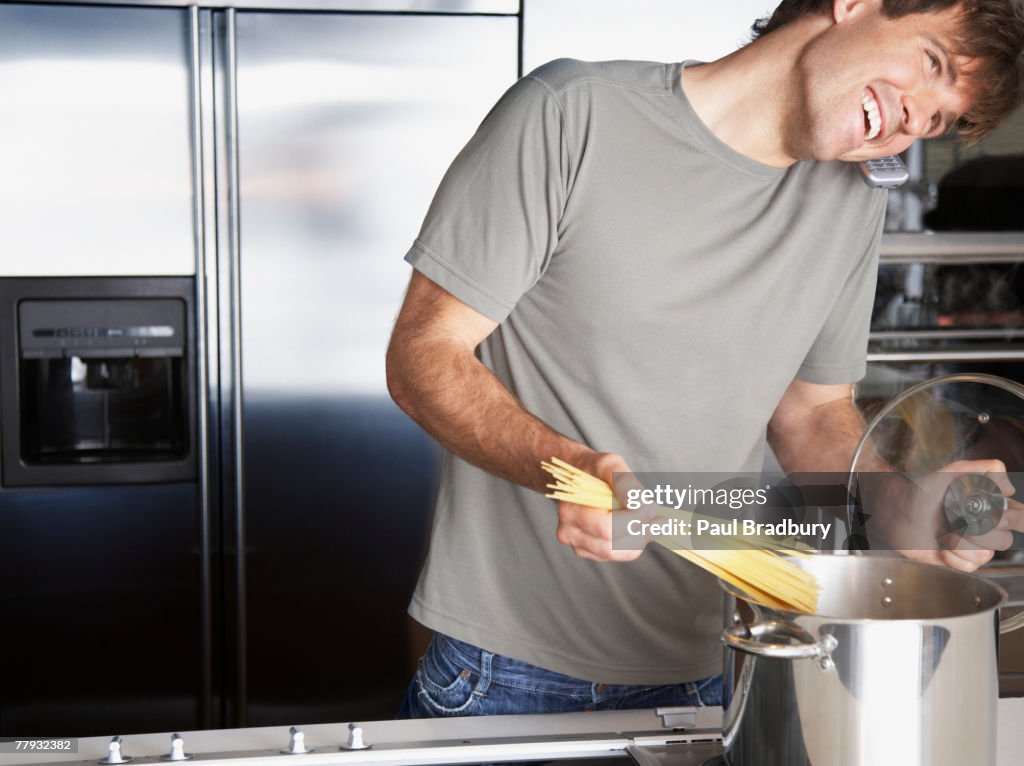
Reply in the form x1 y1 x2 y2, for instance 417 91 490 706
542 457 820 613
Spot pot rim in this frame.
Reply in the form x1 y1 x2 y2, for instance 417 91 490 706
721 553 1008 623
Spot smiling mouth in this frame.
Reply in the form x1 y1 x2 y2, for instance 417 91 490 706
862 89 881 141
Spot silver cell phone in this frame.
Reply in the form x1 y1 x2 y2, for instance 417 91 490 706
859 154 909 188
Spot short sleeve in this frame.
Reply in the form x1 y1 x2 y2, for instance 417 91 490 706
405 74 569 323
796 193 887 385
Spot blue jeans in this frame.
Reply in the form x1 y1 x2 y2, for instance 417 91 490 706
398 632 723 718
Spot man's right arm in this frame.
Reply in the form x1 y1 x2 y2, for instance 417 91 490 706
385 270 640 562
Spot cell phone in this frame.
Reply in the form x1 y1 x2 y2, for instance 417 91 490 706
859 154 909 188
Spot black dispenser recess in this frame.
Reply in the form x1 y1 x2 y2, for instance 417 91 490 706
0 278 196 486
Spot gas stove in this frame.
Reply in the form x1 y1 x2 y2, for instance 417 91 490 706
1 708 720 766
7 700 1024 766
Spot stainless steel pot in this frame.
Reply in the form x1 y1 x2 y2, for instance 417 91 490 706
721 554 1009 766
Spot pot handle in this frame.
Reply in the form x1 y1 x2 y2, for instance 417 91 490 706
977 568 1024 634
722 620 838 664
1000 611 1024 634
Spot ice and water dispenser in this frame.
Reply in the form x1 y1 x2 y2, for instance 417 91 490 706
0 279 196 486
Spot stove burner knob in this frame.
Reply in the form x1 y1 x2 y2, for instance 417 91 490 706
159 734 193 761
339 723 371 751
98 736 133 764
281 727 311 755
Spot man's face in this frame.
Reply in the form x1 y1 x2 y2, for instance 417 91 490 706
791 0 978 162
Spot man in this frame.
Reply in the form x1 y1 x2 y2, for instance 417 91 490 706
386 0 1024 717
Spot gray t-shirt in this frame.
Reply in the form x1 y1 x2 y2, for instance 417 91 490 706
405 59 886 684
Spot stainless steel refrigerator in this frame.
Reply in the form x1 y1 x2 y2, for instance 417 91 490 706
0 0 518 735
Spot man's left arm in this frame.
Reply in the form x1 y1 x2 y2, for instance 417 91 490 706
767 379 863 474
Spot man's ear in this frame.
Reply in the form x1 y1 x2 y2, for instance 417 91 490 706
833 0 881 24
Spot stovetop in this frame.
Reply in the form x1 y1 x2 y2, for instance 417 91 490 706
11 700 1024 766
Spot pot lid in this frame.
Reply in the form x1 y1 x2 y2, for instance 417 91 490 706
847 373 1024 551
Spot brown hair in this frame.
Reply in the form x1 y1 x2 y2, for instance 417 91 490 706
752 0 1024 143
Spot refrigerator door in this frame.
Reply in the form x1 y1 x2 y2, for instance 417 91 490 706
0 3 206 738
0 484 203 736
0 3 195 277
232 11 517 723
